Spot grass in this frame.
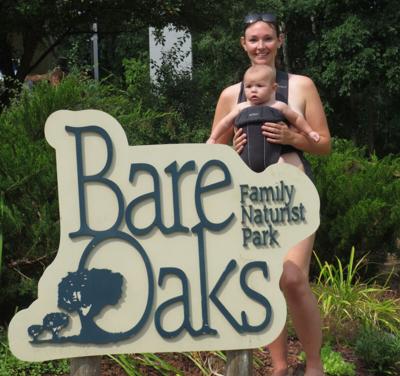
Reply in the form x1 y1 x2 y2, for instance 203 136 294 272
313 247 400 342
109 349 266 375
182 352 218 375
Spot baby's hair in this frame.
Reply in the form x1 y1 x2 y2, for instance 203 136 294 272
244 65 276 84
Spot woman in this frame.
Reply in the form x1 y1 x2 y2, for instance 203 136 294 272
211 13 331 376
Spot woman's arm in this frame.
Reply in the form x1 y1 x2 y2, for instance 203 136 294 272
211 83 241 144
263 76 331 155
278 103 320 143
208 105 241 144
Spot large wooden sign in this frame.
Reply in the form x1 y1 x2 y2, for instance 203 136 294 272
8 110 319 361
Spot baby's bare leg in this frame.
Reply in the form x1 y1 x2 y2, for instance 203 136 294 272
277 152 305 172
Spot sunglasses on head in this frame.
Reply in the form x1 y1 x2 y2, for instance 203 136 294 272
244 13 277 26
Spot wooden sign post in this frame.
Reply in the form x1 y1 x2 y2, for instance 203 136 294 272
225 350 253 375
8 110 319 370
70 356 101 376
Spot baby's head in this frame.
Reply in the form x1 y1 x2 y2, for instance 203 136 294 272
244 65 276 84
243 65 277 105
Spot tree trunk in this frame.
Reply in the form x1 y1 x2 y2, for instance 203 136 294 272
0 32 17 106
0 33 14 77
17 29 41 81
366 95 375 153
349 93 360 145
281 24 290 72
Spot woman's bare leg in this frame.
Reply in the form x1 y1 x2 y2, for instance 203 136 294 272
277 152 305 172
268 326 289 375
269 155 323 375
281 236 323 375
269 236 323 375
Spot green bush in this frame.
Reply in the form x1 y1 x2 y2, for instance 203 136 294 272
355 326 400 375
1 69 399 330
123 54 223 144
0 327 69 376
0 74 177 322
309 138 400 275
123 57 194 144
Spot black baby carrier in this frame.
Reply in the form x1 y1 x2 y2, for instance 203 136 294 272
235 70 289 173
235 105 286 172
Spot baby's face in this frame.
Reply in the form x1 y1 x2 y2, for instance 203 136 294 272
244 74 275 105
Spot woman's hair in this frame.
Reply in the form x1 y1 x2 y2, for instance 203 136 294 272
243 12 280 35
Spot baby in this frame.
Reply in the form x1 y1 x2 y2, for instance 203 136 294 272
207 65 320 172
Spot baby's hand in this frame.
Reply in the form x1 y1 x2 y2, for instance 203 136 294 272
206 137 216 144
308 131 320 143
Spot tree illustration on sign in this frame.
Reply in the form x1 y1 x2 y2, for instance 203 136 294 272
27 325 44 342
58 268 123 341
27 313 69 342
43 312 69 339
27 268 123 343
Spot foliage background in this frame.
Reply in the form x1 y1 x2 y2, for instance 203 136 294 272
0 0 400 325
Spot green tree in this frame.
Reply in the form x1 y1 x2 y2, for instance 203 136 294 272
0 74 176 323
0 0 230 105
282 0 400 154
309 139 400 273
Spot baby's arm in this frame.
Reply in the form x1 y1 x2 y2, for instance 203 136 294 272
279 103 320 143
207 104 245 144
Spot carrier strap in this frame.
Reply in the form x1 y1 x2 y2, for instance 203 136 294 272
276 70 288 104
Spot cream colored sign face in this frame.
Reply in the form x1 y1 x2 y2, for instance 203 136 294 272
8 110 319 361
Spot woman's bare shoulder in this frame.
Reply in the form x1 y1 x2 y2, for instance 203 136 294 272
288 73 316 90
287 73 321 109
214 82 242 115
219 82 242 100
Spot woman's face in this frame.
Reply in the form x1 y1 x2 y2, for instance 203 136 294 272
241 21 282 66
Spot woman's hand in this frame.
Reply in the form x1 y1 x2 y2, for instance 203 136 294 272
232 128 247 153
262 122 297 145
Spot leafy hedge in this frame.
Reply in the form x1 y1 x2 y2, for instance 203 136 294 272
1 73 399 323
309 139 400 275
0 73 179 322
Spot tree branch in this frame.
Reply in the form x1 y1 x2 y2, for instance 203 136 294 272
23 28 73 77
7 250 57 269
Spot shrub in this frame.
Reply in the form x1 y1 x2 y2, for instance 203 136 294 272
0 74 176 322
309 138 400 275
355 326 400 374
123 55 212 144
